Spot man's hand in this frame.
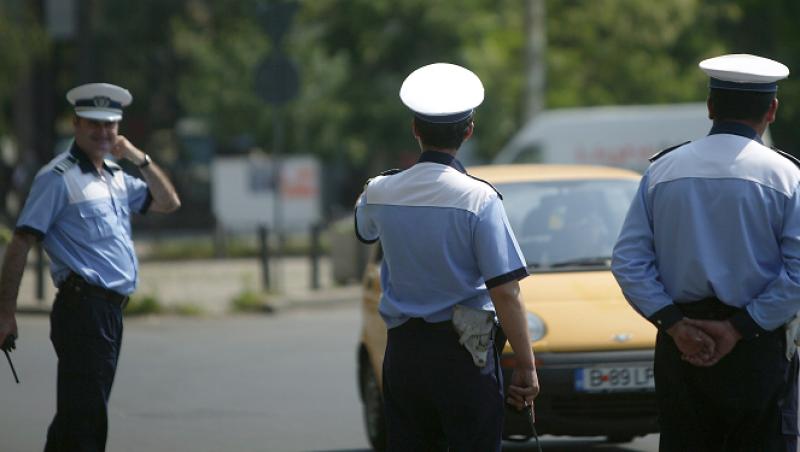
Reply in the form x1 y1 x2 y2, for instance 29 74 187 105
682 319 741 367
666 318 716 364
0 231 31 351
111 136 181 213
0 310 17 352
506 367 540 411
111 135 146 165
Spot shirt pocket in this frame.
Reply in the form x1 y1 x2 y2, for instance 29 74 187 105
78 203 117 240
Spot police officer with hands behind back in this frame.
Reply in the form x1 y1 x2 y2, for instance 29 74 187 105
0 82 180 452
355 63 539 452
612 54 799 451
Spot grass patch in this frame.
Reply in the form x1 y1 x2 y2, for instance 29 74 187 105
171 303 206 317
124 294 165 316
229 289 274 313
124 294 205 317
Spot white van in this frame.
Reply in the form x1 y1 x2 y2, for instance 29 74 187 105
492 103 772 173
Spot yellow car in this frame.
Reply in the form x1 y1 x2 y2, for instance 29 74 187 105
356 164 659 449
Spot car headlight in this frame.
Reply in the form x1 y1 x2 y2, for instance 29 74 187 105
526 312 547 342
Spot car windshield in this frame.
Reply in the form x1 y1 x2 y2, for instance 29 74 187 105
498 179 639 270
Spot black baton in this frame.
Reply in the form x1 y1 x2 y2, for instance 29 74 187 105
2 335 19 384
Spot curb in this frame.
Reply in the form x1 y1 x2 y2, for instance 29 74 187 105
16 285 362 317
267 286 361 312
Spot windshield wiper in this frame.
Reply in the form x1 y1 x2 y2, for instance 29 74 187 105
549 256 612 268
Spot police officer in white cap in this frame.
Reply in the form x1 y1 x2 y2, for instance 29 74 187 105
0 82 180 451
355 63 539 451
612 54 799 450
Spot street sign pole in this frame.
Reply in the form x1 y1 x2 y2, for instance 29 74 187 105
255 1 300 293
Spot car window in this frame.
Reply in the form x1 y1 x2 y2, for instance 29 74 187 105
497 179 638 270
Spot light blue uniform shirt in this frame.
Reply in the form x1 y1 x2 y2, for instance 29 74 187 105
355 151 528 329
16 145 152 295
612 123 800 334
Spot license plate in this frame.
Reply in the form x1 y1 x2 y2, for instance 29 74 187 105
574 365 655 392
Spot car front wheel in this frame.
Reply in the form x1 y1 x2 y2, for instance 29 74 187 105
606 434 634 444
361 360 387 451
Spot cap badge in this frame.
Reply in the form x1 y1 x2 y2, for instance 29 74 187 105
93 96 111 108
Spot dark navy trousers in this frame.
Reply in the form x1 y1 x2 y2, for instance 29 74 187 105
44 289 124 452
382 318 504 452
655 327 799 451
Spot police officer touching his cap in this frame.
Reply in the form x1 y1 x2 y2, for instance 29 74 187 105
0 82 180 451
355 63 539 451
612 54 800 450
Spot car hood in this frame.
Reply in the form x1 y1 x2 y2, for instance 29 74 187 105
519 270 656 353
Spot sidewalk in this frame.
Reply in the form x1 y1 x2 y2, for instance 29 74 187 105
17 256 362 315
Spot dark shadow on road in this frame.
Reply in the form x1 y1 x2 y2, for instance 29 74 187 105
503 438 647 451
307 450 371 452
309 439 646 452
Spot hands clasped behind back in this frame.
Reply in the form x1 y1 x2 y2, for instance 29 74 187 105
668 318 743 367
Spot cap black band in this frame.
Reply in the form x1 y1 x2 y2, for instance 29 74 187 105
74 98 123 110
414 109 474 124
709 77 778 93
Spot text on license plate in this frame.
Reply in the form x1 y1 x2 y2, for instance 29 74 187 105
574 365 654 392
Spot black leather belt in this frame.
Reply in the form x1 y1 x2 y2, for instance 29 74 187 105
677 297 740 320
59 273 129 308
403 317 454 331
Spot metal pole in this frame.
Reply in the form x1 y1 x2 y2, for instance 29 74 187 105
213 223 227 258
273 108 285 237
524 0 547 122
310 223 321 290
259 225 270 291
272 107 284 292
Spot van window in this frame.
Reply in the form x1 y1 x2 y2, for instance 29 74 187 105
512 144 543 163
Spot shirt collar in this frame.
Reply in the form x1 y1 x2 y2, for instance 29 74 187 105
708 121 763 144
70 143 120 175
417 150 466 173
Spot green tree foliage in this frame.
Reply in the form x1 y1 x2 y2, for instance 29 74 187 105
89 0 187 129
171 0 272 143
295 0 527 166
3 0 800 214
0 1 48 135
547 0 710 106
704 0 800 151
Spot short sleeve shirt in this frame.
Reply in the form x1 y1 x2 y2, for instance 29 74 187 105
612 122 800 332
355 151 528 328
16 145 152 295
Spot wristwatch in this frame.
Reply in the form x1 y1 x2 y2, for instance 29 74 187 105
138 154 152 169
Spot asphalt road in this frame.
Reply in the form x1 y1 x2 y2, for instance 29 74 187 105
0 303 658 452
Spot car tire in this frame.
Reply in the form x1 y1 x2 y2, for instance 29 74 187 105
606 434 634 444
361 360 387 451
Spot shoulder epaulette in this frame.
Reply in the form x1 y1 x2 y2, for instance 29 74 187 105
466 174 503 200
364 168 403 190
772 147 800 170
52 155 79 174
649 141 690 163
